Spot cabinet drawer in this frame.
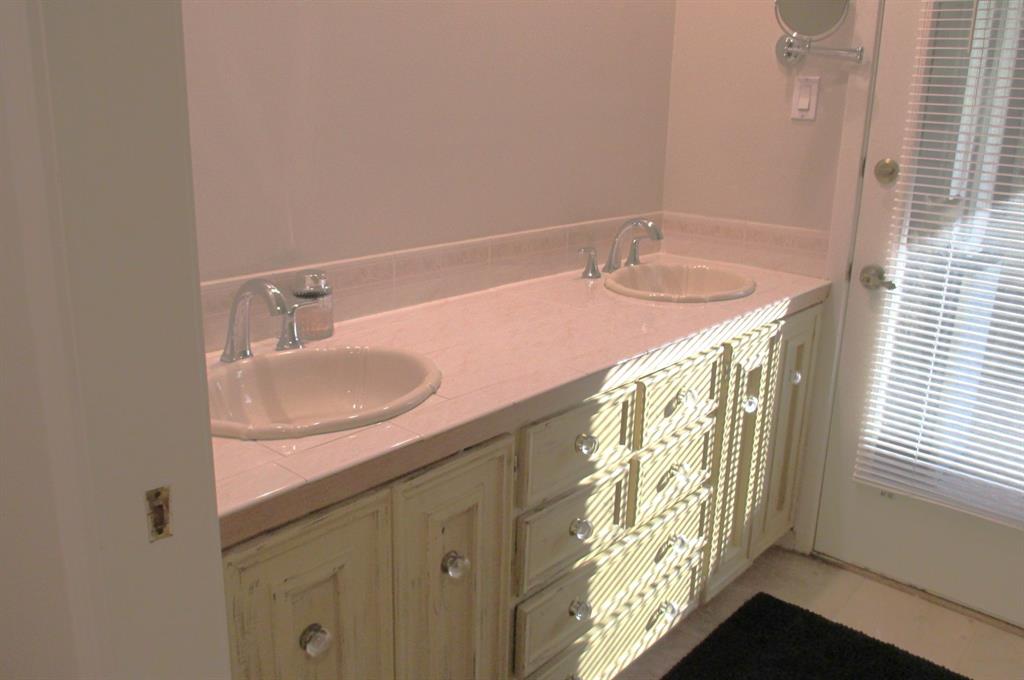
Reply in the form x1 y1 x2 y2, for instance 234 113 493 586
517 467 627 594
628 416 716 527
514 488 710 676
527 555 704 680
730 323 781 368
637 348 723 448
519 384 636 508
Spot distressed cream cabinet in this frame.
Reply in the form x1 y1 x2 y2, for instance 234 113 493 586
750 305 820 558
222 305 821 680
223 437 513 680
393 438 514 680
707 324 782 597
223 490 395 680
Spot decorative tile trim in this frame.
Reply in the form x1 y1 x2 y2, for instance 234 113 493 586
660 211 829 279
199 212 662 351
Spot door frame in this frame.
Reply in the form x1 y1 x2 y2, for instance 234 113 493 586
790 0 887 553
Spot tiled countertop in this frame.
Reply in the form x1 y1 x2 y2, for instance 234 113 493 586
213 254 830 548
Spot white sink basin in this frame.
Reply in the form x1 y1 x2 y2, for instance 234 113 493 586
605 263 756 303
207 346 442 440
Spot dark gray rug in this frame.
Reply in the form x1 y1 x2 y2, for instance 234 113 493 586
662 592 968 679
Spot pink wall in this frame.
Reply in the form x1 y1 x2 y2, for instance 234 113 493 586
183 1 675 281
663 0 859 231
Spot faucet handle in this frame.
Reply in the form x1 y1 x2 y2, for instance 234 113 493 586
578 248 601 279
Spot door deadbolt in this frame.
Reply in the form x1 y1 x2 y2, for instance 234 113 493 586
874 158 900 184
860 264 896 291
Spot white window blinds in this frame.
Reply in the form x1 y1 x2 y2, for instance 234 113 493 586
854 0 1024 527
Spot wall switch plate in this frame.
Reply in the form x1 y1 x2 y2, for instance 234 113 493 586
791 76 820 120
146 486 172 541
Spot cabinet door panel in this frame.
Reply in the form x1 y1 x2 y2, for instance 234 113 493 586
224 490 393 680
393 436 514 680
751 305 820 557
707 325 781 597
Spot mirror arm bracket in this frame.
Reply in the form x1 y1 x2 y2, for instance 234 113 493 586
776 35 864 65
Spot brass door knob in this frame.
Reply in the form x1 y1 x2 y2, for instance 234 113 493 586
874 158 900 184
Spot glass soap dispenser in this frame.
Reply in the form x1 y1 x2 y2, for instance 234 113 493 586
292 270 333 341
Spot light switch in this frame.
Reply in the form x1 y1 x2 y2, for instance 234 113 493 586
791 76 820 120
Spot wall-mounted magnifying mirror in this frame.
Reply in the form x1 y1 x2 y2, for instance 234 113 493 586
775 0 863 65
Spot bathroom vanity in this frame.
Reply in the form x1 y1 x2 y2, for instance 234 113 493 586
217 256 827 680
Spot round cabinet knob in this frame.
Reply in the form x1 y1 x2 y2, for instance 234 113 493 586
742 396 759 414
441 551 471 579
574 433 599 457
299 623 333 658
660 602 679 621
671 464 690 488
569 518 594 541
568 599 592 622
668 534 689 555
789 370 803 386
667 390 697 416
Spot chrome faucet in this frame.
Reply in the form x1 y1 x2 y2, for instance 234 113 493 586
220 272 331 363
603 218 663 273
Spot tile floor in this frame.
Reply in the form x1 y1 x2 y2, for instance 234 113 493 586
618 548 1024 680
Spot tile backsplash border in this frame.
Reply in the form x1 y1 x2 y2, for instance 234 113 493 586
198 210 830 352
199 213 662 352
660 211 829 280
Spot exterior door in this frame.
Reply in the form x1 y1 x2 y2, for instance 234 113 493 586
816 0 1024 626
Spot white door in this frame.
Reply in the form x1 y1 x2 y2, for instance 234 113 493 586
816 0 1024 626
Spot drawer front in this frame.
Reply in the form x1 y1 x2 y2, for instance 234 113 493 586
514 488 710 676
730 323 781 370
527 556 704 680
638 348 723 448
517 468 627 594
628 417 716 527
519 385 636 508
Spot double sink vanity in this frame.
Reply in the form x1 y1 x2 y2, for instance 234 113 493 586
212 235 828 680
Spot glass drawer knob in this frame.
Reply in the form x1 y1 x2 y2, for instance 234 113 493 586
668 535 689 554
742 396 759 414
569 599 592 622
574 433 599 457
668 390 697 416
299 623 333 658
660 602 679 620
569 518 594 541
789 370 803 385
672 465 690 487
441 551 471 579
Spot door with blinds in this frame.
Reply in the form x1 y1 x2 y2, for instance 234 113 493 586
816 0 1024 626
